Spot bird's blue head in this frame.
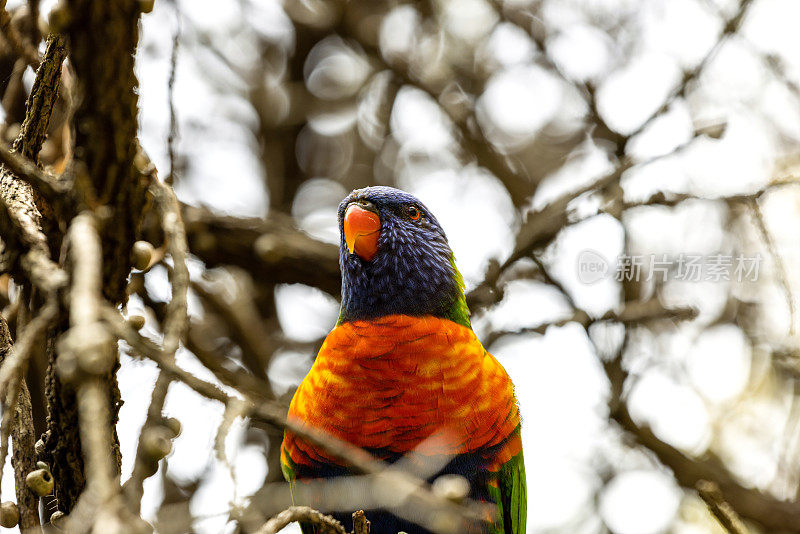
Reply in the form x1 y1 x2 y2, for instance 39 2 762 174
336 186 470 327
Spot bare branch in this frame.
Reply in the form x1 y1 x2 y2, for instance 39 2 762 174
123 179 190 513
178 205 340 296
617 180 796 211
0 312 42 531
325 9 537 205
65 213 116 499
165 4 180 185
0 300 53 531
61 213 151 533
256 506 346 534
0 140 63 200
605 355 800 531
466 158 633 310
191 279 274 385
749 198 795 335
697 480 752 534
13 33 66 161
484 298 697 347
352 510 370 534
149 180 189 358
620 0 755 144
11 377 40 531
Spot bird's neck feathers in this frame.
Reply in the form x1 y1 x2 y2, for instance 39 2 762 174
337 250 471 329
444 256 470 327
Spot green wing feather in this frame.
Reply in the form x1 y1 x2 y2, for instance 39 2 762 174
487 449 527 534
280 453 294 482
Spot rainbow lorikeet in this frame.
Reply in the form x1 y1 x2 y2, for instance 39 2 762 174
281 186 525 533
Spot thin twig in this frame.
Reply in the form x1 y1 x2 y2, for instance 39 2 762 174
484 299 697 347
463 0 756 313
215 399 248 504
191 279 273 384
352 510 370 534
697 480 752 534
184 326 269 399
618 180 798 212
622 0 755 144
749 198 795 335
329 15 530 204
466 158 633 309
466 120 735 312
150 180 189 357
256 506 346 534
166 2 180 185
123 180 190 513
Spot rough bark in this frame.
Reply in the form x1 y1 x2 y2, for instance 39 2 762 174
39 1 148 514
12 35 65 162
65 0 147 303
0 316 41 531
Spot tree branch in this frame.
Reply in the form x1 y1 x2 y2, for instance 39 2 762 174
0 314 42 531
178 205 341 296
606 355 800 531
484 298 697 347
697 480 752 534
123 179 189 513
256 506 346 534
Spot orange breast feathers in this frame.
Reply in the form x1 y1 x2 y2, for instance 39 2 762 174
283 315 520 467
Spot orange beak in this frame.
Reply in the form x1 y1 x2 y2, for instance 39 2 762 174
344 204 380 261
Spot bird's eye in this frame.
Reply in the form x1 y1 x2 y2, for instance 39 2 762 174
408 206 420 220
